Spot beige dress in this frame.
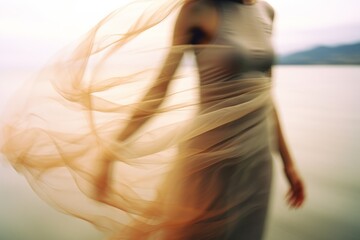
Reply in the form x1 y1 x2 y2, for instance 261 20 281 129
153 1 276 239
0 1 276 239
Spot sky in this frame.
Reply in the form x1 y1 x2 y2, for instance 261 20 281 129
0 0 360 68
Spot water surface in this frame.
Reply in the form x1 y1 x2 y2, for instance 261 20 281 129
0 66 359 240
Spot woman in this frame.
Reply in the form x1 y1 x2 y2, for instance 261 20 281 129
1 0 305 239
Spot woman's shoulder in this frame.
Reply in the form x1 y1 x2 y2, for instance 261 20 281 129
260 0 275 21
182 0 216 13
178 0 217 26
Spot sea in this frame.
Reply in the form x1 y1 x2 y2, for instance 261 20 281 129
0 65 359 240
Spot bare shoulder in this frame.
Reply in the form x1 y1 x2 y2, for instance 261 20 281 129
173 1 206 45
178 0 216 23
261 0 275 21
173 0 218 44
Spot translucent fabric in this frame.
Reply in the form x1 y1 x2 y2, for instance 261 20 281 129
0 0 276 239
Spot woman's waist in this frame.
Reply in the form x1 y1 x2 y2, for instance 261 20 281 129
234 70 270 79
198 78 272 111
199 69 271 87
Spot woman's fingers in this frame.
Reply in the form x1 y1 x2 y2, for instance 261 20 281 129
284 168 305 208
285 180 306 209
283 166 306 209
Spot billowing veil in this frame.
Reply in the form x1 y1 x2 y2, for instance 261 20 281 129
0 0 275 239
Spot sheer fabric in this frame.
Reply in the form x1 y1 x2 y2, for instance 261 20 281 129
0 0 276 239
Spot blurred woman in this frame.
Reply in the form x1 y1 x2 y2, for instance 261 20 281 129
0 0 305 239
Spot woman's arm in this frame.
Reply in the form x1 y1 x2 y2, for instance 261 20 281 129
118 2 197 142
94 3 197 201
272 104 295 169
96 55 184 201
273 105 306 209
268 68 306 208
117 50 184 141
267 68 295 167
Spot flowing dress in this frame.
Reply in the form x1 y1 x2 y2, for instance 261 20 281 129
0 0 276 239
158 1 276 239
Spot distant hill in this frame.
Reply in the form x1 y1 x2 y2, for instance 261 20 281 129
277 41 360 65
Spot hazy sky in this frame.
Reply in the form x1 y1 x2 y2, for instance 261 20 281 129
1 0 360 67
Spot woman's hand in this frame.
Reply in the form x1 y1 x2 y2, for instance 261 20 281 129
284 165 306 209
272 105 306 209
